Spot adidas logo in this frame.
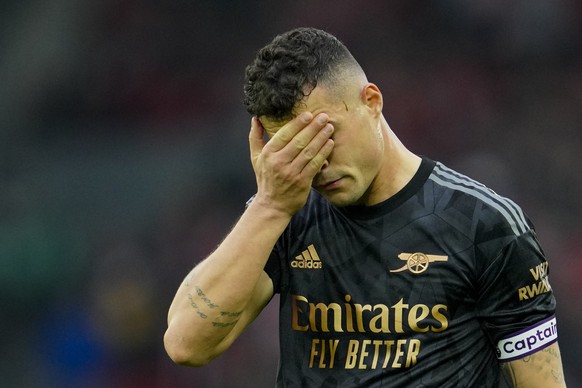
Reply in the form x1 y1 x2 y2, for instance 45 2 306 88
291 244 322 269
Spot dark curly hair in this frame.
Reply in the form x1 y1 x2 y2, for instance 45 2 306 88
243 27 362 121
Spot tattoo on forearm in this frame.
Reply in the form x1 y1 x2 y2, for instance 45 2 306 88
544 345 558 358
195 286 219 308
187 293 208 319
186 285 241 328
543 346 565 384
211 310 242 328
221 310 242 318
185 284 243 328
501 345 566 387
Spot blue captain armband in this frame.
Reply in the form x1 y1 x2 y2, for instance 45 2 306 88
496 315 558 362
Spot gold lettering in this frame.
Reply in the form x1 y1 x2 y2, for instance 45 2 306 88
392 299 409 333
392 339 406 368
526 283 541 298
408 304 430 332
309 302 343 333
430 304 449 332
369 304 390 333
338 339 423 370
292 295 309 331
355 303 372 333
529 262 549 281
381 340 395 368
318 339 327 368
309 339 319 368
309 339 340 368
518 286 529 301
371 340 383 369
519 277 552 301
344 295 354 332
406 339 421 367
291 294 450 335
345 340 359 369
358 340 371 369
541 276 552 291
328 340 339 368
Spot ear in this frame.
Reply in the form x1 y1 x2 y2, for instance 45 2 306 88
360 83 383 118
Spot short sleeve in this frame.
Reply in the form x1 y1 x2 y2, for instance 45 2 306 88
476 230 557 356
264 249 282 294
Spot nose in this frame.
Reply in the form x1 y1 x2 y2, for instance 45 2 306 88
319 159 329 172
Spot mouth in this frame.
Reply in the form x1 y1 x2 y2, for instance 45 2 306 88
315 177 343 191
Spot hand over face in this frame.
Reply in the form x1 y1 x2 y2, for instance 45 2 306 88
249 112 335 216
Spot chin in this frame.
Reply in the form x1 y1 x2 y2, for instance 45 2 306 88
322 191 360 207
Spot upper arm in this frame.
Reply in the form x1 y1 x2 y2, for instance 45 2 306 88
501 342 566 387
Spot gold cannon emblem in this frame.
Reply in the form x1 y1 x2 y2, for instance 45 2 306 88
389 252 449 274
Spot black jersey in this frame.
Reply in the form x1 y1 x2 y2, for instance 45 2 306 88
263 157 557 387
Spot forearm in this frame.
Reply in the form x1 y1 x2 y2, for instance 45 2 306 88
165 111 333 366
501 342 566 387
164 200 290 365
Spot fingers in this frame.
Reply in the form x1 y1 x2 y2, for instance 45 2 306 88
248 112 334 215
266 112 318 153
258 112 334 178
296 127 334 177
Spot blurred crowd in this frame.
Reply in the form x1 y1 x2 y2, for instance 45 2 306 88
1 1 580 386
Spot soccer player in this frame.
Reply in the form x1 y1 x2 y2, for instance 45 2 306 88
164 28 566 387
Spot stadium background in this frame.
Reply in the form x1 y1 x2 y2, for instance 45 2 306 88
1 1 580 386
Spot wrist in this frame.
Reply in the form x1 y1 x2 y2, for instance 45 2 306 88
246 193 297 222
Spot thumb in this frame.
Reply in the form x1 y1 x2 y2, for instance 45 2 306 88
249 116 266 163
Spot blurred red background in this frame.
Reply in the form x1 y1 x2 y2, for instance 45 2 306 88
0 1 580 386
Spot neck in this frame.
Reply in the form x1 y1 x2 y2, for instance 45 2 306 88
367 116 422 204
